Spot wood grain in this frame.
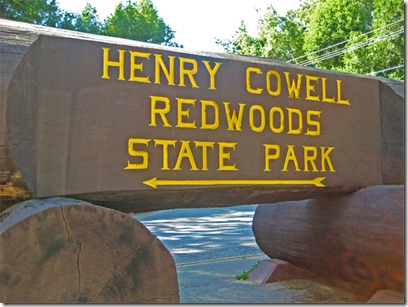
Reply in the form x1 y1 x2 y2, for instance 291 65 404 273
0 19 404 213
0 198 179 303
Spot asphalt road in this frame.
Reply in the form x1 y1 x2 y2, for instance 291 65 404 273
132 204 368 303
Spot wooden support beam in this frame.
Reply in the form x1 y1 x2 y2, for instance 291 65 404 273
252 185 404 293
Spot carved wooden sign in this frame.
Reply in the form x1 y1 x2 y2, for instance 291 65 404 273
4 25 402 212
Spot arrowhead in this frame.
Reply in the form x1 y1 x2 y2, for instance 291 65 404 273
143 177 157 188
314 177 326 187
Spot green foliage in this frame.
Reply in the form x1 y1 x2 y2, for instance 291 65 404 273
0 0 60 26
0 0 180 47
216 0 404 80
216 21 264 56
235 261 260 280
257 7 306 61
103 0 179 47
58 4 102 34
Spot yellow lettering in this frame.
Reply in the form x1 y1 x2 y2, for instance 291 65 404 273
174 141 199 170
195 141 215 170
266 70 281 96
101 47 125 80
282 145 300 172
305 75 320 101
125 138 150 169
200 100 219 130
154 139 176 170
177 98 197 128
321 147 335 172
284 72 303 99
306 110 321 136
154 54 175 85
303 146 318 172
223 102 246 131
150 95 172 127
129 51 151 83
179 57 199 88
269 107 284 134
246 67 263 94
336 80 350 105
218 142 238 171
203 61 222 90
249 105 266 132
321 77 335 103
264 144 280 171
286 108 303 135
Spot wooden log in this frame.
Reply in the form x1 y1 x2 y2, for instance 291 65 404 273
252 185 404 292
0 19 404 214
0 198 179 303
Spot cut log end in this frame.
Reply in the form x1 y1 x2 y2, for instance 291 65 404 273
0 198 179 303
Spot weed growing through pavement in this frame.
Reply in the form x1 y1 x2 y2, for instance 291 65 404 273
235 261 260 280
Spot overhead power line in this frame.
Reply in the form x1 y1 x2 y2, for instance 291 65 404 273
298 26 404 66
287 18 404 64
368 65 404 76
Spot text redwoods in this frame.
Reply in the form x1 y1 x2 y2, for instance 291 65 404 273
101 47 351 183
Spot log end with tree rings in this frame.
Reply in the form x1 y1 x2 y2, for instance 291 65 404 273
0 198 179 303
252 185 404 293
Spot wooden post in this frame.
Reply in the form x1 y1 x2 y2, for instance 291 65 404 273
252 185 404 293
0 198 179 303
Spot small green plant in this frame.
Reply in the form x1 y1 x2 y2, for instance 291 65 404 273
235 261 260 280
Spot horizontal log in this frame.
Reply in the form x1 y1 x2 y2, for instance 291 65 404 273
252 185 404 292
0 197 179 303
0 19 404 213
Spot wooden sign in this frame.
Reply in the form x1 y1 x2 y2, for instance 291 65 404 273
2 20 404 212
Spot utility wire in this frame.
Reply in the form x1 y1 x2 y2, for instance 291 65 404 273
299 27 404 66
287 18 404 64
368 64 404 76
299 27 404 65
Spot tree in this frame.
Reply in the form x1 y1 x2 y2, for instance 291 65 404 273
216 0 404 80
59 3 102 34
361 0 404 79
216 7 305 61
103 0 180 47
257 7 306 61
302 0 373 69
215 21 264 56
0 0 60 27
0 0 181 48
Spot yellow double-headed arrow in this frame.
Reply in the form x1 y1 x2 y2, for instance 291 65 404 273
143 177 326 189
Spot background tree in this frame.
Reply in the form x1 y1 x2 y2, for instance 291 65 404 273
0 0 180 47
0 0 60 27
216 0 404 80
58 4 102 34
103 0 180 47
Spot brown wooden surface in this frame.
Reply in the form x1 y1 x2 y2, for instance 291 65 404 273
0 198 179 303
252 185 404 292
0 19 404 213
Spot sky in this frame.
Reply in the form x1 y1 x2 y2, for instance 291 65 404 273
57 0 301 53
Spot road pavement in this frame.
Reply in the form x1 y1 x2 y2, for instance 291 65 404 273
133 205 368 303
